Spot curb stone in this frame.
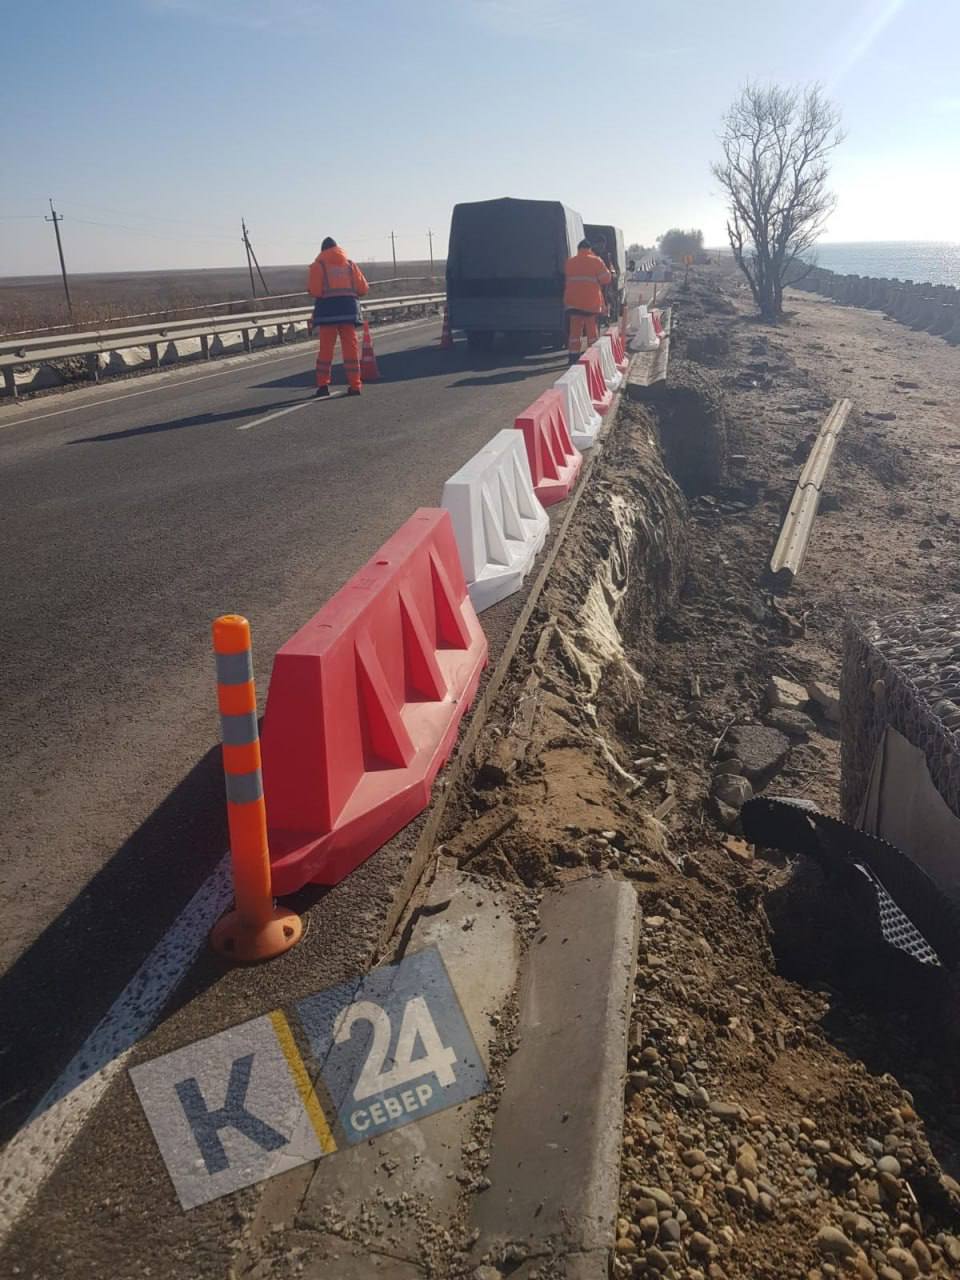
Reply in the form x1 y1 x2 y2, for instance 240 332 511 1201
472 875 641 1277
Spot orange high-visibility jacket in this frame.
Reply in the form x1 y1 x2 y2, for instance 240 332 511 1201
308 247 369 325
563 247 612 314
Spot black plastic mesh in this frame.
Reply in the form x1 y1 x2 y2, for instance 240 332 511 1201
742 796 960 971
854 864 941 966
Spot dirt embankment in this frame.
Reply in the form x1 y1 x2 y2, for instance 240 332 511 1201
440 266 960 1279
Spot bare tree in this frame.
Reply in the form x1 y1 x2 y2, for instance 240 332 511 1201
713 83 843 319
658 228 704 260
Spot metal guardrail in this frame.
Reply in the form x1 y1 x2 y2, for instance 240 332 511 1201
0 293 446 399
0 276 445 341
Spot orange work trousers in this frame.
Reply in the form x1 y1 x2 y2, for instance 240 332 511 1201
567 311 599 357
315 324 361 389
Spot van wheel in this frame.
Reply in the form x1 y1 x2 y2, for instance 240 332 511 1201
466 330 495 352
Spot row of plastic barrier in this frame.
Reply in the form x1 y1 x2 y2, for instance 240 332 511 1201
245 325 634 897
629 303 661 352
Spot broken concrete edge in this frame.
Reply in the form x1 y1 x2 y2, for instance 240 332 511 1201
233 388 636 1273
248 870 526 1278
239 874 640 1280
372 377 632 963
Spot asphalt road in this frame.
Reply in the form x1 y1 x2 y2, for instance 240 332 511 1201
0 317 571 1136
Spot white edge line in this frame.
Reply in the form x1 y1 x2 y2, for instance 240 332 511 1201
0 854 233 1245
0 316 437 430
236 400 315 433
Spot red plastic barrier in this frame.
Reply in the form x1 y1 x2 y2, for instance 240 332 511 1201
651 309 664 337
514 388 583 507
578 345 613 415
260 510 487 893
606 328 629 373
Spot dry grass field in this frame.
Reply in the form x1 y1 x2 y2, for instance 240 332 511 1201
0 259 444 336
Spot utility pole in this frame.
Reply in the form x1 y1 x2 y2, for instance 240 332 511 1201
390 230 397 276
427 229 434 275
46 199 72 316
241 217 257 297
245 223 270 296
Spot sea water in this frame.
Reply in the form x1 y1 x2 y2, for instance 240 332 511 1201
811 242 960 288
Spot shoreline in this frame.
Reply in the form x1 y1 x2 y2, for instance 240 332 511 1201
789 263 960 345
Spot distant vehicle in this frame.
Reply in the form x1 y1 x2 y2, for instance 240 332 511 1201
584 223 626 320
446 197 584 351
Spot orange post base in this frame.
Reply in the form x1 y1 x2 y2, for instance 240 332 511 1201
210 904 303 964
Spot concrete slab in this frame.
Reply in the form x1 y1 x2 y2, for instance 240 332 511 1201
298 1234 426 1279
15 363 67 390
172 337 204 361
295 870 521 1267
102 344 152 372
471 875 639 1275
210 330 244 355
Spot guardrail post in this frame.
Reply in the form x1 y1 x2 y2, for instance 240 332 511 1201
200 334 211 360
242 328 252 353
2 368 17 400
85 352 99 384
276 323 285 345
148 343 160 369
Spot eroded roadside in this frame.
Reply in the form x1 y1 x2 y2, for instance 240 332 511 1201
422 268 960 1278
13 269 960 1280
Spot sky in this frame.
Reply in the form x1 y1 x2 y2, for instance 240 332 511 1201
2 0 958 277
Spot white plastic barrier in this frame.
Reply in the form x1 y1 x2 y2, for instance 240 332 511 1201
596 336 623 391
554 363 602 450
629 305 660 352
442 429 549 612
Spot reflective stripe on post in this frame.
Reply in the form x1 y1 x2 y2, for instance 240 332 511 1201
209 614 302 964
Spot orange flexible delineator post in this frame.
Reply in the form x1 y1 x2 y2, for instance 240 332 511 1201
210 614 303 963
360 318 380 381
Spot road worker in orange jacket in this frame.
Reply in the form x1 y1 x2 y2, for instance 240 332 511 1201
564 238 612 363
308 238 369 396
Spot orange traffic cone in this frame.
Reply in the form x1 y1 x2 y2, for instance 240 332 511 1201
439 305 453 349
360 317 379 381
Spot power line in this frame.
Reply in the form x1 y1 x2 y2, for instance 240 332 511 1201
63 200 237 237
69 216 236 244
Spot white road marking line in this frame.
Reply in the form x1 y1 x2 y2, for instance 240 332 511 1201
236 400 316 432
0 855 232 1246
0 316 436 430
0 353 310 429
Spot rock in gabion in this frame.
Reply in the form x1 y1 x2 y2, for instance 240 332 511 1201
841 607 960 824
